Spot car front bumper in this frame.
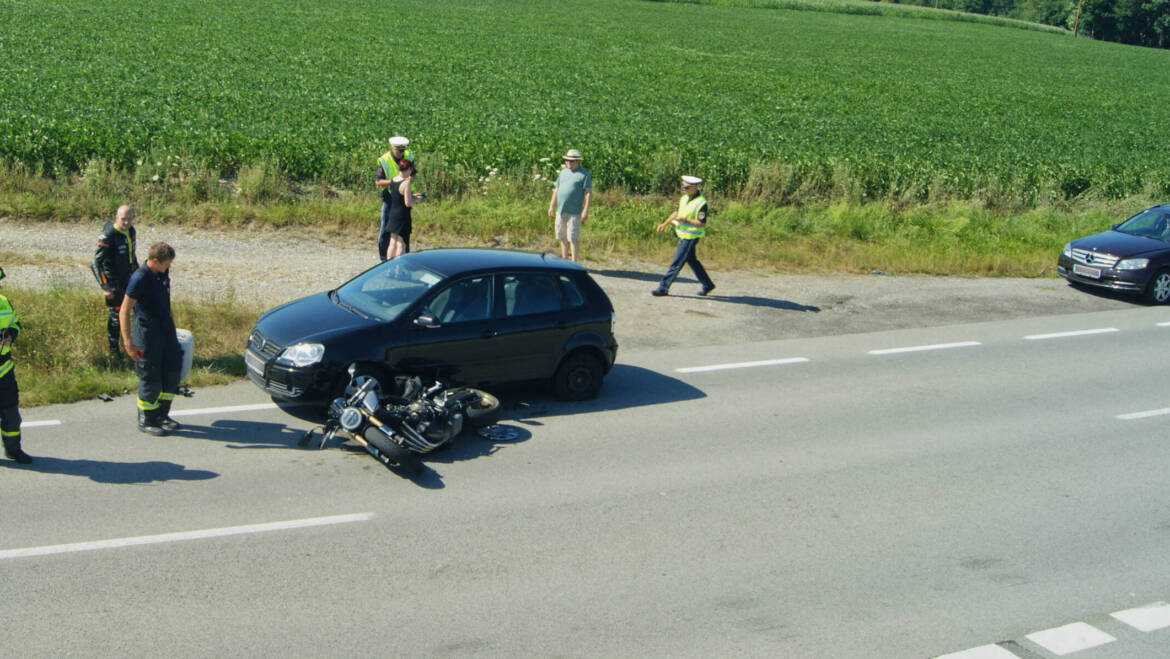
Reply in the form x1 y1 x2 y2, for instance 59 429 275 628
1057 257 1149 294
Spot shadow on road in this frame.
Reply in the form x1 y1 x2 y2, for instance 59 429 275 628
591 269 819 312
172 420 311 449
0 457 217 484
492 363 706 423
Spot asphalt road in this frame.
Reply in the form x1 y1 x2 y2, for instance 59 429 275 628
3 307 1170 657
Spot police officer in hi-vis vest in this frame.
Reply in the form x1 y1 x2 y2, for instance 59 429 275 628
375 136 416 260
0 266 32 464
652 175 716 297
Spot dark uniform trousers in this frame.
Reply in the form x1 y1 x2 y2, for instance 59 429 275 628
0 368 20 447
134 321 182 416
105 289 126 356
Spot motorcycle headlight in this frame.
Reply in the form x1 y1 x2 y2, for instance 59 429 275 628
279 342 324 367
1061 243 1073 258
1116 258 1149 271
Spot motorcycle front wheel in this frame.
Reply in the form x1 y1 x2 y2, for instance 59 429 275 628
362 427 424 477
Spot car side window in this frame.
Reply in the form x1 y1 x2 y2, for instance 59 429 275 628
425 276 492 324
504 273 563 317
558 275 586 308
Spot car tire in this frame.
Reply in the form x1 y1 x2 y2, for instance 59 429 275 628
1142 269 1170 305
552 352 604 401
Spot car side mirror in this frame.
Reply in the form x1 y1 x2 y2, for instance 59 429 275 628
1112 223 1120 229
414 313 439 328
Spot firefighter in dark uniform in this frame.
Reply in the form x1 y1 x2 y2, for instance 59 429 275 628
119 242 182 436
0 266 32 463
94 205 138 358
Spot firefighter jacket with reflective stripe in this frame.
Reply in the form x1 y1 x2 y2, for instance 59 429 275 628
94 221 138 292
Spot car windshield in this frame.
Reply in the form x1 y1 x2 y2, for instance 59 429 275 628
333 259 444 321
1116 208 1170 241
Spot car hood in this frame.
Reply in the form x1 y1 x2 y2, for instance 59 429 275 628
255 291 377 346
1072 230 1169 258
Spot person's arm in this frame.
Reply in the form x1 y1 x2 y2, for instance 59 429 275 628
581 189 592 222
375 164 392 188
548 184 558 218
656 210 679 233
401 178 413 208
95 233 116 298
119 295 142 360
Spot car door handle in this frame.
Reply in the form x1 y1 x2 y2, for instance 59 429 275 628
481 329 496 339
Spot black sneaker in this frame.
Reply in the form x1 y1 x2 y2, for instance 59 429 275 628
651 288 667 297
699 284 716 296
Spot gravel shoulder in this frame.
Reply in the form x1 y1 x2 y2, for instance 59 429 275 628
0 219 1137 352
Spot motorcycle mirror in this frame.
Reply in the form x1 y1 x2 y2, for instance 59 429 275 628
347 363 358 377
414 313 439 328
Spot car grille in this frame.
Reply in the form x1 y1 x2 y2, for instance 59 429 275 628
1070 248 1119 269
248 329 283 360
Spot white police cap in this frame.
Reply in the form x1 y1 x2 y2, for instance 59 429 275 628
389 136 410 147
681 175 703 185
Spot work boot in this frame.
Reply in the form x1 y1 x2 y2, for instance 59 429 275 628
157 399 181 432
137 409 168 437
3 435 32 464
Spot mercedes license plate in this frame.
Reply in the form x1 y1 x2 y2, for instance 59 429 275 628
245 349 266 376
1073 264 1102 279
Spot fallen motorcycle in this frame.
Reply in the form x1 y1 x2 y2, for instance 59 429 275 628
300 367 501 477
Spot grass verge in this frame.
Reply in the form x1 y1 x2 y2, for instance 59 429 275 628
3 283 258 408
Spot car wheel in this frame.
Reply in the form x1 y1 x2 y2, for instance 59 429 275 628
1142 269 1170 305
553 352 604 401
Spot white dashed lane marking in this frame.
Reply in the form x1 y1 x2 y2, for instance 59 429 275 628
0 513 373 561
1117 407 1170 420
1112 602 1170 632
675 357 809 373
1023 327 1119 340
867 341 981 355
1025 621 1116 655
937 601 1170 658
21 420 61 428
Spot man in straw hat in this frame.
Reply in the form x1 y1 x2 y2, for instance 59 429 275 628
547 148 592 262
651 175 715 297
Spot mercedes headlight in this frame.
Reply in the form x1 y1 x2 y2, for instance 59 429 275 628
280 342 324 367
1116 258 1149 271
1061 243 1073 258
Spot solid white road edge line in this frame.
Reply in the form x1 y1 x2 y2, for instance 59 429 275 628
676 357 809 373
1117 407 1170 420
171 402 278 417
22 420 61 428
1024 328 1119 340
0 513 373 561
867 341 980 355
1158 321 1170 327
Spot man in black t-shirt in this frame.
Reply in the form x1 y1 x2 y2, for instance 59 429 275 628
120 242 182 436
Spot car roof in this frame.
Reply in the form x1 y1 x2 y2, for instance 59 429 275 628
400 248 585 277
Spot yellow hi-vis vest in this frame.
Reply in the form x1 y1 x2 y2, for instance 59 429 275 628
674 194 707 240
0 295 19 379
377 149 416 182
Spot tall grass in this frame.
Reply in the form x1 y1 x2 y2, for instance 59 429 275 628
2 283 258 407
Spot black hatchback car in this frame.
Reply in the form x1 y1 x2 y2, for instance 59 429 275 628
245 248 617 408
1058 203 1170 304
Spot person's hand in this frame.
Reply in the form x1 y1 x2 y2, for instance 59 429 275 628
125 343 143 361
581 211 588 223
548 208 555 218
103 289 115 300
0 336 11 348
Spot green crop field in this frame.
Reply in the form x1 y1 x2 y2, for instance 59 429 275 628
2 0 1169 203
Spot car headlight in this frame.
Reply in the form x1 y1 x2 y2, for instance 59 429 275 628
280 342 324 367
1061 243 1073 258
1116 258 1149 271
